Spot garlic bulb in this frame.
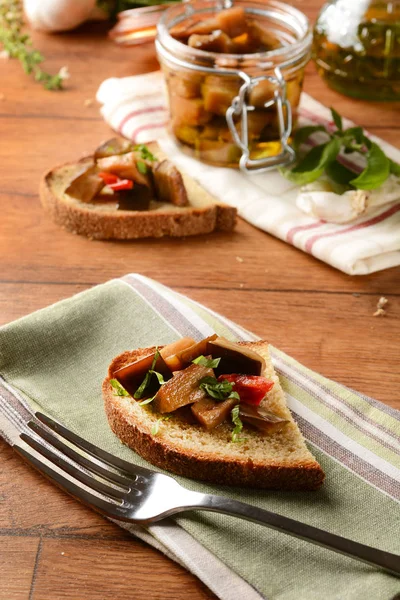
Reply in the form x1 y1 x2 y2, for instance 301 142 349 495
296 175 400 224
24 0 98 32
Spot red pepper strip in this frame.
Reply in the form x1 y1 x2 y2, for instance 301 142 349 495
98 171 120 185
217 374 274 406
109 179 134 191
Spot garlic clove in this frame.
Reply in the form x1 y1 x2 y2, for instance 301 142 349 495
24 0 97 32
296 175 400 224
296 185 368 224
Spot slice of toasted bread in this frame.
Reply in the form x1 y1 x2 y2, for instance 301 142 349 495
103 341 325 490
40 142 237 240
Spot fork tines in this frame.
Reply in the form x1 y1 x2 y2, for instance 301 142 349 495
13 411 143 519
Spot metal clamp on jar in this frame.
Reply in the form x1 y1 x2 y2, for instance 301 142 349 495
156 0 312 173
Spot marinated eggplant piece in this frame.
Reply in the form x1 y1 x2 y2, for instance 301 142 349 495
65 165 104 203
170 8 280 54
94 137 134 160
239 403 288 433
248 79 275 108
159 337 196 371
246 110 275 138
247 21 282 51
171 96 212 127
191 396 239 430
216 7 247 39
174 75 203 99
173 124 198 147
97 152 153 188
153 363 213 413
207 337 266 376
116 185 152 211
202 77 239 116
177 334 218 366
195 140 241 165
114 352 173 398
188 30 235 54
153 160 189 207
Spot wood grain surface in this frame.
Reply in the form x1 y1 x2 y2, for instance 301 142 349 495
1 3 399 599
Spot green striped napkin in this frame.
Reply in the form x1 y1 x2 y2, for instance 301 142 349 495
1 274 399 600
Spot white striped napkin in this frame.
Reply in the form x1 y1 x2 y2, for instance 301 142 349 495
96 71 400 275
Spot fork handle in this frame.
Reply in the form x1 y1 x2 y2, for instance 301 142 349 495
189 494 400 577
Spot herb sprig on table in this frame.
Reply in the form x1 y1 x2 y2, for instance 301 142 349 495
280 108 400 191
0 0 67 90
98 0 177 20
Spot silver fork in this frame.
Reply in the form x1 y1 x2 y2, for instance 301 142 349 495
14 411 400 577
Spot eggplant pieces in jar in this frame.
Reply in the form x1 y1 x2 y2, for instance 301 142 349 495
163 6 304 167
164 67 303 168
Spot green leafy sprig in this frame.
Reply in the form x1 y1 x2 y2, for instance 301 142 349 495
151 415 171 436
110 379 130 397
134 144 157 175
134 348 167 406
97 0 176 20
0 0 68 90
231 405 246 443
199 376 240 402
281 108 400 191
192 355 221 369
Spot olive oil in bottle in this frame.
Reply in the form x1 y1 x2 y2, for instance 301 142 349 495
313 0 400 100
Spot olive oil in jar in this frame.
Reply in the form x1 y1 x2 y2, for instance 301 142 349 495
314 0 400 100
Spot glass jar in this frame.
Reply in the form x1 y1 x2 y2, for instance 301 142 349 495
156 0 312 173
314 1 400 101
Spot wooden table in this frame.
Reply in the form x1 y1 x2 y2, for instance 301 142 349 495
1 3 399 598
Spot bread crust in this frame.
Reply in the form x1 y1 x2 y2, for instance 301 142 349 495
40 146 237 240
103 343 325 490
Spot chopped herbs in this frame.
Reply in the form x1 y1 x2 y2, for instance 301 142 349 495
281 108 400 191
231 405 246 443
110 379 130 397
151 420 160 435
0 0 67 90
137 160 148 175
135 144 157 162
199 376 240 402
134 348 166 404
151 415 171 436
139 394 157 406
98 1 178 21
134 349 160 399
192 355 221 369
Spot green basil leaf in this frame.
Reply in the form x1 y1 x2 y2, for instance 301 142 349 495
293 125 327 150
344 126 364 145
109 379 130 397
350 143 390 190
231 405 247 443
363 136 373 150
150 415 171 436
150 370 166 385
296 137 342 173
331 107 343 132
137 160 148 175
134 349 160 399
151 420 160 435
134 144 157 162
281 137 342 186
192 355 221 368
325 160 358 186
199 376 238 401
139 395 156 406
389 159 400 177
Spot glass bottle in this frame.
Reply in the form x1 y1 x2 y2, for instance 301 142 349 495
314 0 400 101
